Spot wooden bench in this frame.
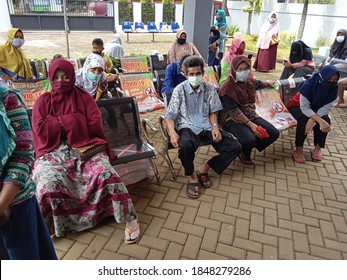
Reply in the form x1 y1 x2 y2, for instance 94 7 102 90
27 96 160 184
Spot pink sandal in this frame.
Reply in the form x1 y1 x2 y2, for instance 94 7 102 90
124 223 140 244
310 150 323 161
291 149 305 164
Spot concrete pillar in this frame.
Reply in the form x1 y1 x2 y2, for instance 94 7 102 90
183 0 212 62
155 4 163 29
0 0 13 32
133 2 141 24
114 1 119 32
175 4 183 27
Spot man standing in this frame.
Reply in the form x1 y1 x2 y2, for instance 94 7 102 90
165 56 241 199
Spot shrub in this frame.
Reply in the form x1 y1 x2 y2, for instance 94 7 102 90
163 3 175 24
315 35 331 47
226 25 240 37
141 1 155 24
279 31 296 48
118 0 133 24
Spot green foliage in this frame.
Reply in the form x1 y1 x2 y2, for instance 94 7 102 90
242 0 263 15
162 0 172 4
315 35 332 47
279 31 296 48
142 3 155 24
163 4 175 24
226 25 240 37
118 0 133 24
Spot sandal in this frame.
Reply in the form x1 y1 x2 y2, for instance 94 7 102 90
238 152 254 165
334 103 347 108
310 150 323 161
186 182 200 199
196 170 212 188
124 223 140 244
291 148 305 164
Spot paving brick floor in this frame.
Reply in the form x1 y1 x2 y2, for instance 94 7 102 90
2 31 347 260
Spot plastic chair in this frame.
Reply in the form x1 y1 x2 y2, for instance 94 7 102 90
134 22 145 32
147 22 159 42
171 22 180 32
122 21 134 42
159 22 168 32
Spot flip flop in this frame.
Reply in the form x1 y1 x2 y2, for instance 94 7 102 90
310 150 323 161
291 149 305 164
238 153 254 165
334 103 347 108
186 182 200 199
124 223 140 244
196 170 212 188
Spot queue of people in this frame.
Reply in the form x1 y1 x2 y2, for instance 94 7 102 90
0 13 346 259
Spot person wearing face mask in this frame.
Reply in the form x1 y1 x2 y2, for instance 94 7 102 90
75 53 108 100
253 11 280 72
165 56 241 199
219 37 246 86
31 59 140 243
329 29 347 108
167 29 202 64
286 65 340 163
213 10 228 60
161 54 190 106
0 28 32 84
219 55 280 165
279 40 315 80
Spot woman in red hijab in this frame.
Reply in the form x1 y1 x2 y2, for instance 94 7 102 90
31 59 140 244
219 55 279 165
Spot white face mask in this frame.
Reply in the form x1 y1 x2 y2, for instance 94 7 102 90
235 69 251 82
336 36 345 43
188 75 203 87
269 18 276 24
12 38 25 48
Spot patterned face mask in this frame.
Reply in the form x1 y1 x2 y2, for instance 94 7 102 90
235 69 251 82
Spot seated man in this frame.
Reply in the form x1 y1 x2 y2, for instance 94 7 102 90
165 56 241 199
91 38 119 83
161 54 189 106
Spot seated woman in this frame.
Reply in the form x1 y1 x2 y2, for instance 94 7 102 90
75 53 109 101
219 37 246 86
31 59 140 243
287 65 339 163
279 40 315 80
219 55 280 165
0 86 57 259
167 29 202 64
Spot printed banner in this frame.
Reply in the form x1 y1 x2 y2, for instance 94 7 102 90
120 57 149 73
203 66 220 88
46 59 79 72
119 72 164 113
12 79 51 110
255 87 297 131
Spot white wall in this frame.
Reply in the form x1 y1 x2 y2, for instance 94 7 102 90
227 0 347 47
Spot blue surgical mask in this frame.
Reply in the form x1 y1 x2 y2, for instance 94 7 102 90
188 75 203 87
12 38 25 48
87 71 101 81
269 18 276 24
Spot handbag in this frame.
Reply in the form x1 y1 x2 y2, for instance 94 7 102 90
270 35 279 45
70 144 106 162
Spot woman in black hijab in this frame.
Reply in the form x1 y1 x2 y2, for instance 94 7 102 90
279 40 315 80
329 29 347 60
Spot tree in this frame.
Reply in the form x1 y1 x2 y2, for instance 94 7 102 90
297 0 309 40
242 0 263 35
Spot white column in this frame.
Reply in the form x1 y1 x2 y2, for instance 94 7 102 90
0 0 13 32
175 4 183 27
114 1 119 32
155 3 163 28
133 2 142 23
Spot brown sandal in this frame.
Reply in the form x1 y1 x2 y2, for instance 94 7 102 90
186 182 200 199
196 170 212 188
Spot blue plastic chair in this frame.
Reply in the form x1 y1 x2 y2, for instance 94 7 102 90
171 22 180 33
159 22 168 32
134 22 145 32
147 22 159 41
122 21 134 42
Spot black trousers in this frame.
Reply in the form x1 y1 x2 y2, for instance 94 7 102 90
223 117 280 160
178 128 242 176
279 66 314 80
288 106 330 148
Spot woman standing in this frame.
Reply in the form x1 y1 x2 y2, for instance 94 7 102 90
0 86 57 259
211 9 228 62
287 65 339 163
0 28 32 84
253 11 280 72
219 55 279 165
32 59 140 243
167 29 201 64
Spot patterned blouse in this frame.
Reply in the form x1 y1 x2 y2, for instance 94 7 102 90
165 81 223 135
1 91 35 205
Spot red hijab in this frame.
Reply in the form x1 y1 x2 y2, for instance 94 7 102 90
32 59 108 159
219 55 256 106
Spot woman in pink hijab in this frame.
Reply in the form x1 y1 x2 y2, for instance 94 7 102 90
219 37 246 86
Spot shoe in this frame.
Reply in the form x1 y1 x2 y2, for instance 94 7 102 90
310 150 323 161
238 152 254 165
196 170 212 188
291 149 305 164
186 182 200 199
124 223 140 244
334 103 347 108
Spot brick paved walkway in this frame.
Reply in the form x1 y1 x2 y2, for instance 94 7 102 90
2 31 347 260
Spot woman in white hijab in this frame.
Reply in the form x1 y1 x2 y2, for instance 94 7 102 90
253 11 280 72
104 34 125 59
75 53 108 100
